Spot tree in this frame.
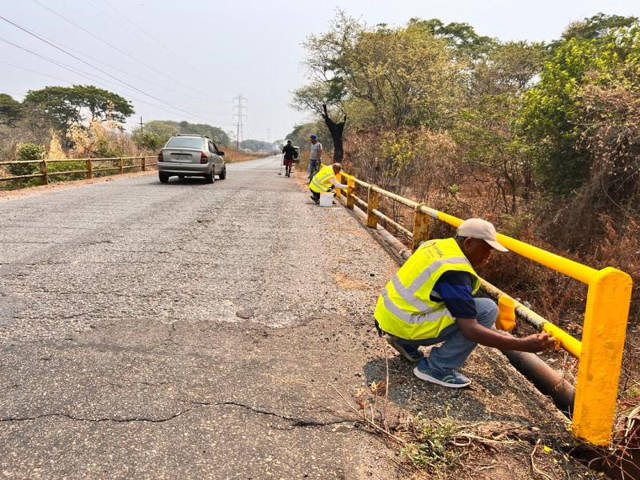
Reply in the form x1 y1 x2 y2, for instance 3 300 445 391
408 18 497 59
23 85 133 133
239 139 273 151
143 120 230 146
560 12 638 43
132 130 164 151
321 103 346 161
0 94 22 126
295 12 461 130
518 26 640 194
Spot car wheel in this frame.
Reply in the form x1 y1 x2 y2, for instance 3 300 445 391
204 172 214 183
159 172 169 183
219 167 226 180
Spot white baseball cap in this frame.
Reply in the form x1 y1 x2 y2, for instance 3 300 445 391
457 218 508 252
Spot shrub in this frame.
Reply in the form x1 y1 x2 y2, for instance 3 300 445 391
9 143 44 177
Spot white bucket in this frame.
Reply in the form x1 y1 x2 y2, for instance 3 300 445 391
319 193 334 207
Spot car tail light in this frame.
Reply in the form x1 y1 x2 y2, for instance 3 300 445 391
200 152 208 164
158 151 164 162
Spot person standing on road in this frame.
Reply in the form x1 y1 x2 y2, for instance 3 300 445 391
308 134 323 182
309 162 350 204
281 139 298 177
375 218 556 388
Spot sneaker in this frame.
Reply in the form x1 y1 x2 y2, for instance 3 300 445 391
385 336 424 363
310 195 319 204
413 359 471 388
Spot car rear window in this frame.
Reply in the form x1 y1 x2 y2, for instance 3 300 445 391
166 137 204 149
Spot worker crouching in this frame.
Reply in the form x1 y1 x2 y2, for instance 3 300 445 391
309 163 350 205
375 218 556 388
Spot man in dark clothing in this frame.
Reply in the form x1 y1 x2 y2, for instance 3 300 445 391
281 140 298 177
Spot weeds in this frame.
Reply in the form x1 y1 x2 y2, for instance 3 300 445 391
401 413 463 470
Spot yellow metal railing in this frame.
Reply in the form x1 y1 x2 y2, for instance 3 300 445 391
332 167 633 447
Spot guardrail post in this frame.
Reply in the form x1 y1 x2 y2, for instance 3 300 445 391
346 177 355 210
366 186 379 228
141 156 146 172
119 157 124 174
40 159 48 185
411 205 430 249
86 159 92 179
572 267 632 446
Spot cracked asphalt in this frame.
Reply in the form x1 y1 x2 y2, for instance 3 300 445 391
0 156 569 479
0 156 404 479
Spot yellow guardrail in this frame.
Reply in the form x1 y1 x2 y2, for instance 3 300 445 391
0 156 158 185
330 166 632 446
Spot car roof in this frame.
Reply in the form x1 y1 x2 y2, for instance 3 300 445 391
174 134 210 139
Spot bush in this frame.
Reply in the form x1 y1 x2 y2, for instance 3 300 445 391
132 131 164 151
9 143 44 177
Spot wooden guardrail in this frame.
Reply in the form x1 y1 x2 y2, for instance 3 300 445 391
0 156 158 185
331 167 633 447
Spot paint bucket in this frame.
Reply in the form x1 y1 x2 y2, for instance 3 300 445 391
319 193 333 207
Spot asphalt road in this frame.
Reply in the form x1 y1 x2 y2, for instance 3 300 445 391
0 156 569 479
0 156 403 479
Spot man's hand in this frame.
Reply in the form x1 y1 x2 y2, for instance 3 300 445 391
518 333 557 353
457 317 559 353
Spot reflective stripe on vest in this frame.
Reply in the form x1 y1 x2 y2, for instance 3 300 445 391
374 238 481 340
310 166 335 193
390 257 471 311
380 290 445 323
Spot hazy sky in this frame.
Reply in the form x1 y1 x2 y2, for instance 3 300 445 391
1 0 639 141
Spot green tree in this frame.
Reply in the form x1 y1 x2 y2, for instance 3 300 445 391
0 94 22 126
518 25 640 194
132 130 164 151
407 18 497 59
23 85 133 133
239 139 277 151
143 120 230 146
295 13 461 130
560 12 638 43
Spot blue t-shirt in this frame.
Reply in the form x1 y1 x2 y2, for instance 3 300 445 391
431 271 477 318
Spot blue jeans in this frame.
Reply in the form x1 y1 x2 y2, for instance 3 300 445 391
389 298 497 375
308 159 319 182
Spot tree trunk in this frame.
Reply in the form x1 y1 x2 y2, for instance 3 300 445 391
321 104 346 162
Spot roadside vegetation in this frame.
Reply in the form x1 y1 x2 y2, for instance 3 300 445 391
0 85 257 189
291 11 639 478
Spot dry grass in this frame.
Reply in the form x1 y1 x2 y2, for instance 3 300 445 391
223 147 264 163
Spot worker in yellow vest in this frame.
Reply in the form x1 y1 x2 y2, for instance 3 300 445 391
309 163 350 204
375 218 556 388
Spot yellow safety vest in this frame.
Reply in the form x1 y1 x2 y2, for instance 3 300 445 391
310 165 335 193
374 238 481 340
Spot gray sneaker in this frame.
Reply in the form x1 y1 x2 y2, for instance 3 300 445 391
413 359 471 388
385 336 424 363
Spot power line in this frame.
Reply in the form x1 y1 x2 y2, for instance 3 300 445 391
46 38 226 119
0 38 210 121
232 94 247 150
0 14 211 123
97 0 214 82
30 0 213 102
0 59 73 85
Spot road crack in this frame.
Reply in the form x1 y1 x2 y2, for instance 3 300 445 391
0 400 356 430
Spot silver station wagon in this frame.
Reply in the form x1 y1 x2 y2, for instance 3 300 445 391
157 134 226 183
